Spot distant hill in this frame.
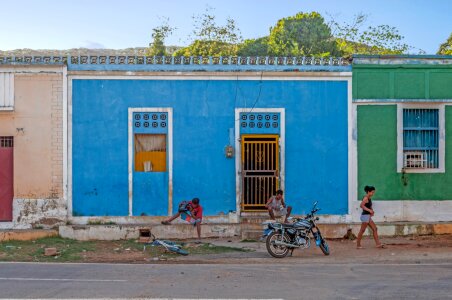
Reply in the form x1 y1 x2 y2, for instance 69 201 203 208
0 46 182 57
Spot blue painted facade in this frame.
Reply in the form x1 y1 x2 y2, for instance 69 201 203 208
72 78 349 216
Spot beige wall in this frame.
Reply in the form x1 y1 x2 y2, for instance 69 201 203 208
0 71 63 199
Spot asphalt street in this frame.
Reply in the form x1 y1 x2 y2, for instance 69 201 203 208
0 262 451 299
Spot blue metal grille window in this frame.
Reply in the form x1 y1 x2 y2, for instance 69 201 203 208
403 109 439 169
133 112 167 134
240 113 280 134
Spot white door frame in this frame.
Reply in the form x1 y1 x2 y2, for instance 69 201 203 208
234 108 285 215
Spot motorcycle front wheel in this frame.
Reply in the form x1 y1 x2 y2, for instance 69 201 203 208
266 231 291 258
319 239 330 256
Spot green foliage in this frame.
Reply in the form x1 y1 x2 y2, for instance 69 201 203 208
173 7 242 56
147 19 175 56
437 33 452 55
267 12 339 57
237 37 269 56
330 14 410 57
174 40 238 57
151 9 413 58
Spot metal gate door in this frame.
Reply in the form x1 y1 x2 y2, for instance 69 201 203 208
0 136 13 221
241 135 279 211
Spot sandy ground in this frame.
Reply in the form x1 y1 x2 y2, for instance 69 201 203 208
174 234 452 264
1 234 451 264
72 234 452 264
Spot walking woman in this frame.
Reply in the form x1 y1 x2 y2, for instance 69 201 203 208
356 186 386 249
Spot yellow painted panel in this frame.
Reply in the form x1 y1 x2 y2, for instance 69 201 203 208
135 151 167 172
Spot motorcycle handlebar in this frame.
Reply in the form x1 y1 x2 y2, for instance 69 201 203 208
305 208 321 219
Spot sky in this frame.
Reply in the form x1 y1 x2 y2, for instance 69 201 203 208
0 0 451 54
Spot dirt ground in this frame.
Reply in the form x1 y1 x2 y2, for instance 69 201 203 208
205 234 452 265
1 234 452 264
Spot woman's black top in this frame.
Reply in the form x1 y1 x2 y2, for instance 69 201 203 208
362 198 372 215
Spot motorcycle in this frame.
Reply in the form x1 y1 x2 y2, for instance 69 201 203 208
264 201 330 258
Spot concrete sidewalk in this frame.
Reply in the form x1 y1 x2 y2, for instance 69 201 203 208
1 221 451 242
58 221 452 241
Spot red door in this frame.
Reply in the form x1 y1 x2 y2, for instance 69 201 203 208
0 136 13 221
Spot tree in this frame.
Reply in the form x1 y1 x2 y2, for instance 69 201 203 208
173 7 242 56
147 19 175 56
330 14 410 57
437 33 452 55
267 12 339 57
237 37 269 56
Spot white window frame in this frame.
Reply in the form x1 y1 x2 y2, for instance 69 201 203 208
0 72 14 111
128 107 173 216
397 103 445 173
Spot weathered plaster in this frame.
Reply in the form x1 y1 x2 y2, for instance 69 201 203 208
59 223 240 241
0 198 67 229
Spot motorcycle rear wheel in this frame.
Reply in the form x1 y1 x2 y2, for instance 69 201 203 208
266 232 291 258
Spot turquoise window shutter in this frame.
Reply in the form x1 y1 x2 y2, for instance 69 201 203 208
403 109 439 168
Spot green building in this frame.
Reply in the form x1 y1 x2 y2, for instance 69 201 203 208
353 55 452 222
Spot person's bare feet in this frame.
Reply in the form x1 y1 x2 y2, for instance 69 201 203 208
376 244 387 249
161 221 170 225
356 246 364 249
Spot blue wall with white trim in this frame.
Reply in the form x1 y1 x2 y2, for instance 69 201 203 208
72 79 349 216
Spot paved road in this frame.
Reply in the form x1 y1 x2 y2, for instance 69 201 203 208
0 262 451 299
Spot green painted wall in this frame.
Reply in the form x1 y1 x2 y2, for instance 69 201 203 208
357 105 452 200
353 65 452 99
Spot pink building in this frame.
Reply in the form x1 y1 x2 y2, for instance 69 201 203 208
0 63 67 229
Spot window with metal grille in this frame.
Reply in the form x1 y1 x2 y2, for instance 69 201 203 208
0 136 13 148
403 109 439 169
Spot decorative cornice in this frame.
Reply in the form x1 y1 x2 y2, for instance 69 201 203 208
0 56 66 65
68 55 349 66
353 54 452 65
0 55 352 72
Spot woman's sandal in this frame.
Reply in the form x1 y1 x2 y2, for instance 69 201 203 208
376 244 387 249
356 246 364 249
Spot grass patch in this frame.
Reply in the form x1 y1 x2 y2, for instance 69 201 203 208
138 240 250 257
118 239 146 251
0 238 253 262
0 237 96 262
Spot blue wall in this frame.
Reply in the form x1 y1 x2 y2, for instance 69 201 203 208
72 79 349 216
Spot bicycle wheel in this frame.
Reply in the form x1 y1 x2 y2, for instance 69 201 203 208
168 246 189 256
